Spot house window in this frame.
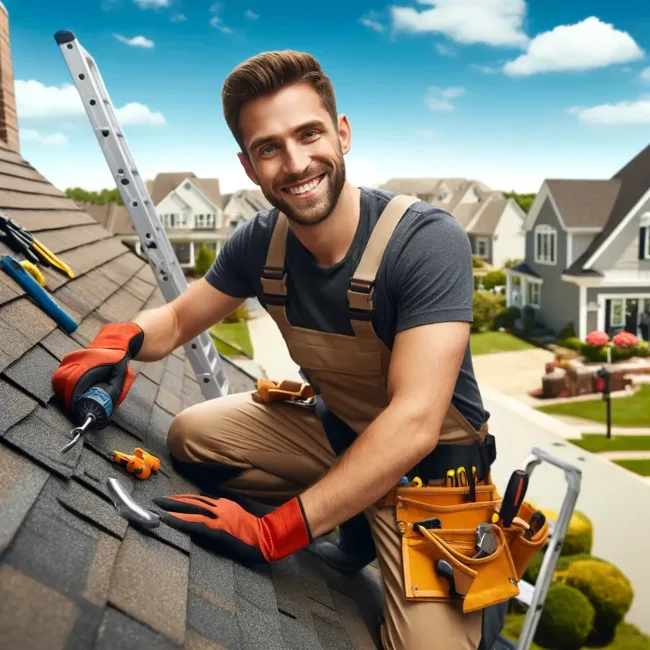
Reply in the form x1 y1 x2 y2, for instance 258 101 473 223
534 225 557 265
476 237 489 258
611 299 625 328
172 242 191 264
527 281 541 307
184 182 191 190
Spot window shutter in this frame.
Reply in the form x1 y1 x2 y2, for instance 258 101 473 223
640 227 646 260
605 300 611 335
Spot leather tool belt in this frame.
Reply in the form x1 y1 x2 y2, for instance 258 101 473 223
377 464 549 613
252 378 317 408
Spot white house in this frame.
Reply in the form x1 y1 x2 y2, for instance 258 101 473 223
379 178 526 268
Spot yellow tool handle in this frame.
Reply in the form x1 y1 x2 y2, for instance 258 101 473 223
32 239 75 278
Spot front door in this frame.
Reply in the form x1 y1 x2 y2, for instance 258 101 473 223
604 297 641 338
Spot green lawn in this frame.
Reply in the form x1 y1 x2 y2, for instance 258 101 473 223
572 434 650 453
538 385 650 427
209 321 254 358
613 459 650 476
470 331 535 355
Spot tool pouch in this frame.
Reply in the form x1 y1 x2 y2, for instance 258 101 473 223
394 483 526 613
252 378 316 406
500 501 549 581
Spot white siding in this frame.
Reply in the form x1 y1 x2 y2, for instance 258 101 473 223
491 200 525 268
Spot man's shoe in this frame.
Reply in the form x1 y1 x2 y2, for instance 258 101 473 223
309 512 377 575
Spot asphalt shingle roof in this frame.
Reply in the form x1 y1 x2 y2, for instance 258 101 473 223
0 140 382 649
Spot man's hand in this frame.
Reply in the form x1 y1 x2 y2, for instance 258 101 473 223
153 494 313 564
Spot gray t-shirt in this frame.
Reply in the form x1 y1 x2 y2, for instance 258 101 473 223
206 186 489 430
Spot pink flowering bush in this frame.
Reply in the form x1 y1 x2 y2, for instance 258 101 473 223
585 331 609 347
612 331 638 348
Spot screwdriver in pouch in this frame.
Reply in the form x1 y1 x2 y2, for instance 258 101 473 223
495 469 529 527
524 511 546 540
60 384 115 454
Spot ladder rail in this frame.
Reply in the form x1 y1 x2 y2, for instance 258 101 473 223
53 30 229 399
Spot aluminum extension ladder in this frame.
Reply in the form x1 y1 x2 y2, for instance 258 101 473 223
53 30 229 399
495 447 582 650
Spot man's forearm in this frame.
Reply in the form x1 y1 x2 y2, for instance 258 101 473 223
132 305 179 362
299 402 441 538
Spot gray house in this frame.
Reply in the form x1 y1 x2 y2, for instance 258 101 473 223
505 143 650 341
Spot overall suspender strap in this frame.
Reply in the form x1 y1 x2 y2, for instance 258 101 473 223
261 211 289 305
348 195 419 338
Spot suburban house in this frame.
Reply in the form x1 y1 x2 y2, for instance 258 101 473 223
505 142 650 341
78 175 271 270
379 177 526 268
0 3 383 647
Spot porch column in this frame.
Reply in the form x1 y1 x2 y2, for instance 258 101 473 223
506 271 512 307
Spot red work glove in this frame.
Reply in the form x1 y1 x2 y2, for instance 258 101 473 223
152 494 313 564
52 322 144 414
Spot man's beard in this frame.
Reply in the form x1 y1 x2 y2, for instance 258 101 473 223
261 152 346 227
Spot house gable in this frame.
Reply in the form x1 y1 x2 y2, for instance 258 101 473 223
525 195 566 276
522 182 567 232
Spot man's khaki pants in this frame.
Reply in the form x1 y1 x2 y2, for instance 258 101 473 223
167 391 483 650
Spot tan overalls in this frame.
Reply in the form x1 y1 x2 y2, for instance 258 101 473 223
168 195 495 649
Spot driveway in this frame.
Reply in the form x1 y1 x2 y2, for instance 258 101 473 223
472 348 554 406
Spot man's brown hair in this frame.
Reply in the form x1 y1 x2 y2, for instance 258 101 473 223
222 50 338 155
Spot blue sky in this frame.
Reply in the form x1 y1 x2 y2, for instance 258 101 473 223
7 0 650 195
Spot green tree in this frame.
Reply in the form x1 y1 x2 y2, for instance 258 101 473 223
502 190 536 213
483 269 507 290
64 186 123 205
193 244 216 276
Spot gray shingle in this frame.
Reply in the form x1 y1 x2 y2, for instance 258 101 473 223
155 385 182 415
73 445 137 499
141 357 166 385
3 410 82 479
329 589 379 650
95 606 182 650
0 564 79 650
312 614 355 650
72 311 112 346
189 545 237 613
279 613 324 650
2 477 107 602
40 326 84 361
0 376 37 433
0 296 57 344
236 594 285 650
0 318 33 368
112 372 159 440
166 353 185 379
234 563 277 614
0 442 49 553
108 527 189 645
3 344 59 405
187 591 241 650
57 477 128 539
51 284 95 321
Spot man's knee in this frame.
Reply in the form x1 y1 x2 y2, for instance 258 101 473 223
167 408 196 461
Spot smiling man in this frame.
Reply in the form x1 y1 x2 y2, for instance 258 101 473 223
52 51 512 649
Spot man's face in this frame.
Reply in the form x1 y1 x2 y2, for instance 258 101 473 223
237 83 350 226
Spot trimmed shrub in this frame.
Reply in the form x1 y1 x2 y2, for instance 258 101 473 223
539 509 593 555
557 337 584 352
565 559 634 640
483 269 507 290
494 305 520 330
613 331 639 348
582 344 608 363
535 583 595 650
193 244 216 276
635 340 650 357
222 304 250 324
523 551 607 586
472 291 505 333
557 321 576 339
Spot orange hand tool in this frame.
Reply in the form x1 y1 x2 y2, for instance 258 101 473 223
134 447 160 472
111 451 151 480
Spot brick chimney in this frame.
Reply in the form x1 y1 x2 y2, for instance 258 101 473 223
0 2 19 152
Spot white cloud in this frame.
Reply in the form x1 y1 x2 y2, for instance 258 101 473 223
640 67 650 83
359 10 384 32
209 2 223 13
568 100 650 125
114 34 155 48
170 13 187 22
210 16 233 33
16 80 166 126
471 63 498 74
116 102 166 126
20 129 68 146
426 86 465 110
245 10 260 20
503 17 644 76
16 80 84 119
436 43 455 56
391 0 529 48
133 0 169 7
